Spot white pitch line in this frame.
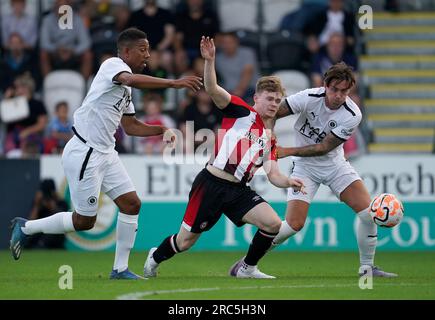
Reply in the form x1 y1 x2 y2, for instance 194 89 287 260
116 282 429 300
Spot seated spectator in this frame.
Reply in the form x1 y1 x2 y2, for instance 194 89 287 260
3 73 48 155
142 50 170 98
128 0 175 52
137 94 175 155
304 0 356 56
174 0 220 65
39 0 93 79
1 0 38 51
0 33 41 93
179 89 222 153
45 101 73 154
310 33 357 83
215 31 260 104
280 0 328 34
24 179 67 249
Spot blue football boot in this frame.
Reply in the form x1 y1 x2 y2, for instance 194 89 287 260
10 217 29 260
109 268 145 280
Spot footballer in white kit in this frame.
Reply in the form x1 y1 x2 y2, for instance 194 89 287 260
9 28 202 280
284 86 362 203
272 62 397 278
63 57 137 216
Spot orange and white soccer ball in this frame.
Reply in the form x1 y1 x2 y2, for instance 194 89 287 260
369 193 404 228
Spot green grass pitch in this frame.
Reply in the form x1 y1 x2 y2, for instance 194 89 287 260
1 250 434 300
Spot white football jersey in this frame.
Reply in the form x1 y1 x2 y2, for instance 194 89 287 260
73 57 135 153
285 87 362 167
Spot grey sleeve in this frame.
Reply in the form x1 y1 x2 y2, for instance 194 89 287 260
39 17 55 51
73 16 91 54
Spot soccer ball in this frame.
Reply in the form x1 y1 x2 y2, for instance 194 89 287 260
369 193 404 228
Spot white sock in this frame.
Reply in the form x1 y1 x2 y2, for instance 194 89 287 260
113 212 138 273
357 207 377 266
272 220 298 245
22 212 75 235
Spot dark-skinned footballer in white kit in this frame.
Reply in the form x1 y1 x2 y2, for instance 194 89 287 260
9 27 202 279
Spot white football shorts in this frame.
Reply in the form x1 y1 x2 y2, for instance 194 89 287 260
287 159 361 203
62 136 135 216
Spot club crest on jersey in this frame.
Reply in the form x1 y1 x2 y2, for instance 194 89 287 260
87 196 97 206
328 120 337 129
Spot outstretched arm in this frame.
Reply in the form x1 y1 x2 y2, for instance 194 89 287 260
200 36 231 109
115 72 202 92
264 159 306 192
277 132 344 158
121 115 175 142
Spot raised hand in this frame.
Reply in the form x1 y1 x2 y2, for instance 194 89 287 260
163 127 177 148
288 178 306 194
200 36 215 61
172 75 203 92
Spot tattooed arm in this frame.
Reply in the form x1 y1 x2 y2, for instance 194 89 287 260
277 132 344 158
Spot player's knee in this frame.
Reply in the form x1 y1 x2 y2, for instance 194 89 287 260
73 214 96 231
266 219 282 234
289 220 305 232
121 198 141 214
176 237 195 251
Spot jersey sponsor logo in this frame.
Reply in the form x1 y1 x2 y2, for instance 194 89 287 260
341 128 353 137
113 88 131 112
245 130 266 148
299 118 327 143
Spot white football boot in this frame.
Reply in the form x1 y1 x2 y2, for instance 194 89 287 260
143 247 159 278
359 265 398 278
229 258 276 279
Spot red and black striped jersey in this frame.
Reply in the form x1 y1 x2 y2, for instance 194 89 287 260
209 95 277 184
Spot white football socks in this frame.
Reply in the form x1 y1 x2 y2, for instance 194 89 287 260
22 211 75 235
357 207 377 266
113 212 138 273
272 220 298 246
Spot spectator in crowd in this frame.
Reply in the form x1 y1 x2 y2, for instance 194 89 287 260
310 32 359 102
1 0 38 50
39 0 93 79
3 73 48 155
304 0 356 56
0 33 41 93
215 31 260 104
142 50 170 98
179 89 222 153
24 179 67 249
174 0 220 64
45 101 73 154
279 0 328 34
137 94 175 155
128 0 175 53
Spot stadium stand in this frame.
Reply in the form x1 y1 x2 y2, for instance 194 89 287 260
361 10 435 153
43 70 86 120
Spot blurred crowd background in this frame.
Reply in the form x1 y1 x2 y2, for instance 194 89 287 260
1 0 435 159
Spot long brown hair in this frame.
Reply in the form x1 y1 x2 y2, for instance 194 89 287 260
324 61 355 89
